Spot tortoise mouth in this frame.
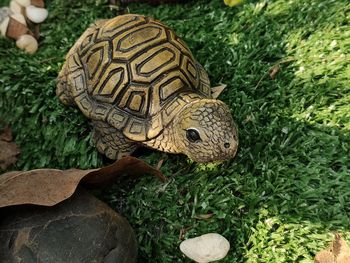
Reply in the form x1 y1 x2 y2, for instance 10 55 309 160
188 149 238 163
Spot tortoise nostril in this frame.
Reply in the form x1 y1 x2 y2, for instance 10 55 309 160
224 143 230 149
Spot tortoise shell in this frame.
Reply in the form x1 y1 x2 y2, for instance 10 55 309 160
58 14 211 141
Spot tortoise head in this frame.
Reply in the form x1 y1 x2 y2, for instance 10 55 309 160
173 99 238 163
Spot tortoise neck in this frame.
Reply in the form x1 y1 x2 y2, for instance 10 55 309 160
142 93 206 153
142 122 180 153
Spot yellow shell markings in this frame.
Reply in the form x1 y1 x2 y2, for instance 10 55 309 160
67 15 208 139
57 14 239 163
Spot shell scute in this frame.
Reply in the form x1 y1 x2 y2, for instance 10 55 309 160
107 108 129 130
100 14 147 39
91 62 129 104
112 23 167 60
150 70 191 116
129 42 181 83
124 119 147 141
118 85 150 118
180 54 199 89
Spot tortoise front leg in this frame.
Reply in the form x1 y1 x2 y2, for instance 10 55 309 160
92 121 138 160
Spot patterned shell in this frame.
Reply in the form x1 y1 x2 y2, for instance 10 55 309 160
61 14 211 141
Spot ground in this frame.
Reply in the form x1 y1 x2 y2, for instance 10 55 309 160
0 0 349 262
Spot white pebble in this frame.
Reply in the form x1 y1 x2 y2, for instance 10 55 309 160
16 34 38 54
180 233 230 263
26 5 48 24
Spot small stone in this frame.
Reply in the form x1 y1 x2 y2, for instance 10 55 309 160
180 233 230 263
16 34 38 54
0 7 11 24
25 5 48 23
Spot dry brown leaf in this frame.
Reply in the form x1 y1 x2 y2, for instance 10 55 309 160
82 156 166 187
0 126 20 171
314 233 350 263
211 84 227 99
269 65 280 79
179 226 192 240
156 158 165 170
0 156 165 208
193 213 214 220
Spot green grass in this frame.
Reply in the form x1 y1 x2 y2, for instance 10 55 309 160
1 0 350 262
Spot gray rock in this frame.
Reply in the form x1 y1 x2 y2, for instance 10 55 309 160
0 187 137 263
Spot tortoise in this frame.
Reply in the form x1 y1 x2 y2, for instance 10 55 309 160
56 14 238 163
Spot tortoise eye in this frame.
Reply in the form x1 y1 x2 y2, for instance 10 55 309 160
186 129 201 143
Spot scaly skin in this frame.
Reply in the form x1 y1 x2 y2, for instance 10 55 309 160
144 96 238 163
93 93 239 163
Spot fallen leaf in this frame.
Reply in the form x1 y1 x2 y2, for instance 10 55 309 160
224 0 243 7
179 226 192 240
269 65 280 79
157 159 164 169
156 153 168 170
82 156 166 187
314 233 350 263
0 156 165 208
0 126 20 171
193 213 214 220
211 84 227 99
243 114 253 124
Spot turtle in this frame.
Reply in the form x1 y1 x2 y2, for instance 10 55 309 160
56 14 238 163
